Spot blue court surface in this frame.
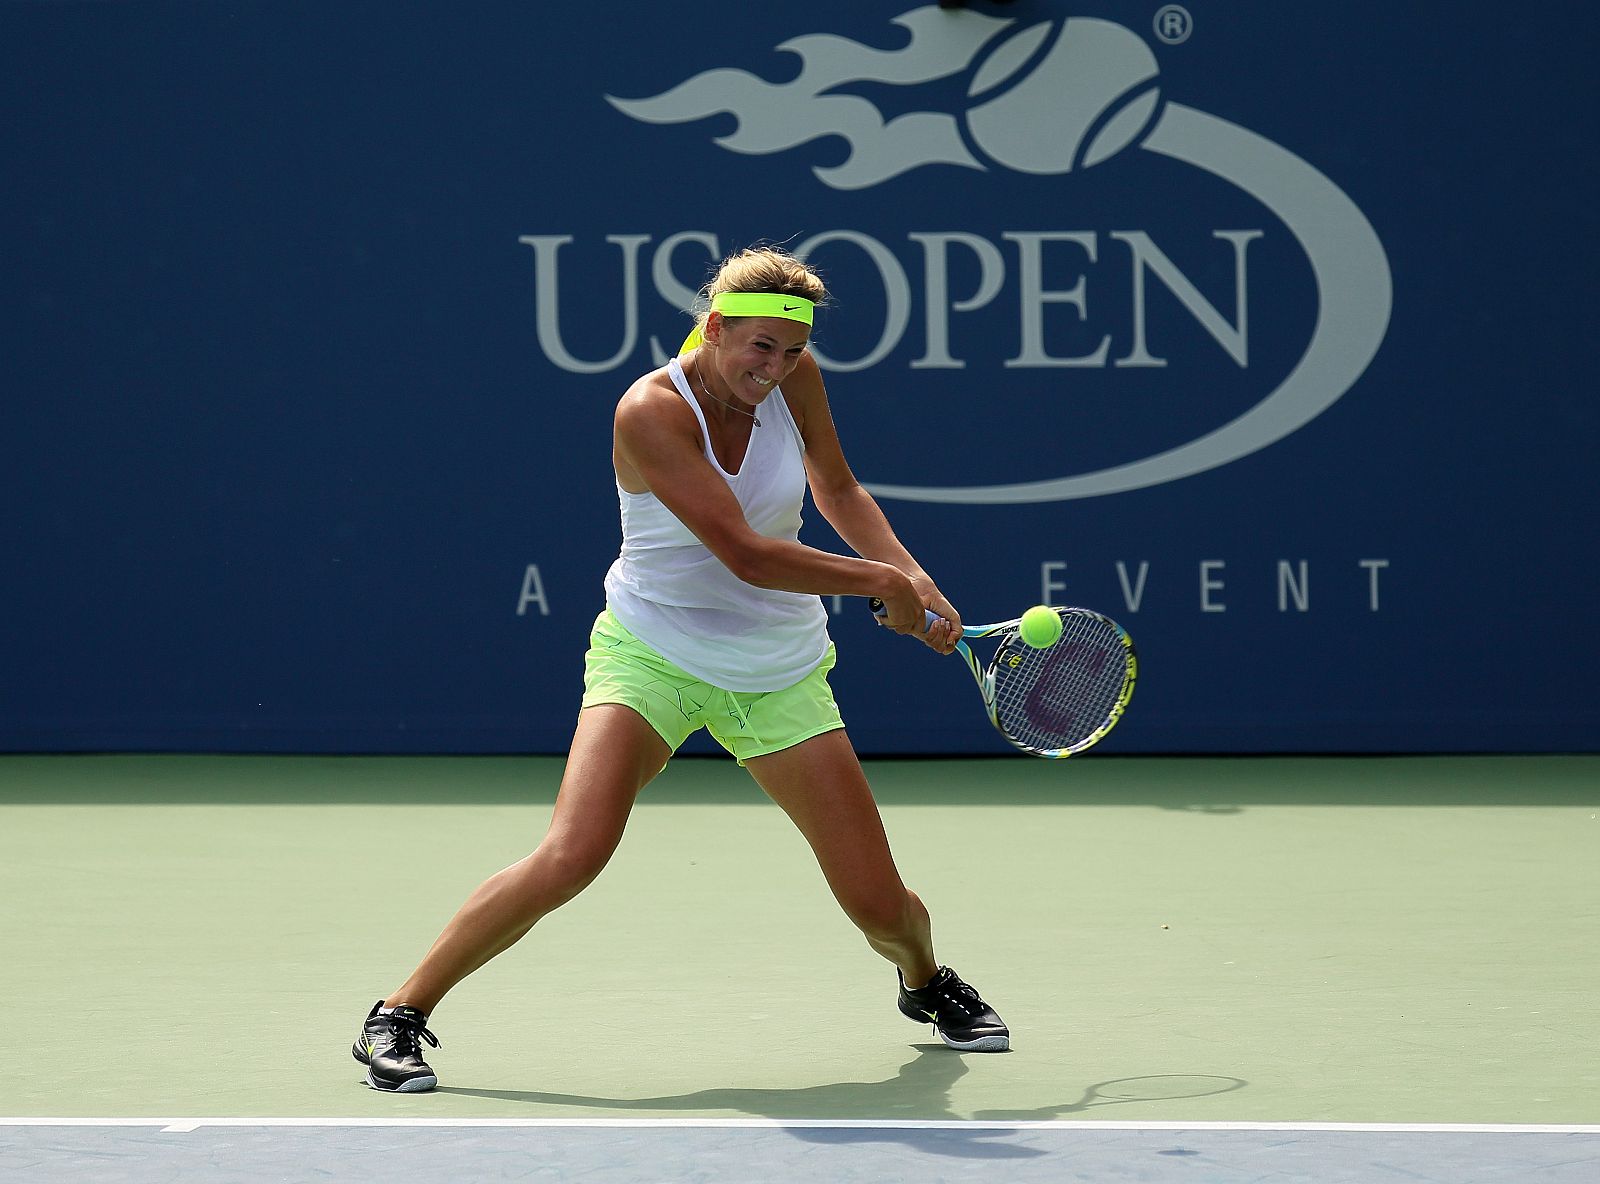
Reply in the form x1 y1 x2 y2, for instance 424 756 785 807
5 1119 1599 1183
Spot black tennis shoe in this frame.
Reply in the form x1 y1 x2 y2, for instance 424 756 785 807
353 1001 440 1092
898 966 1010 1051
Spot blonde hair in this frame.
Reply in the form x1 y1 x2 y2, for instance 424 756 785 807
692 246 828 335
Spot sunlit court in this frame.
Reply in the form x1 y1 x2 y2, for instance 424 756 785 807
5 755 1595 1179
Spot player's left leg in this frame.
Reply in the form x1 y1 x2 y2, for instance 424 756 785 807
744 730 1009 1051
745 729 936 980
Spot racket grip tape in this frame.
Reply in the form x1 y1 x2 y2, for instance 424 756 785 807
867 598 939 631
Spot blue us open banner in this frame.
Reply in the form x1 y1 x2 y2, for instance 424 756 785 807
3 2 1595 754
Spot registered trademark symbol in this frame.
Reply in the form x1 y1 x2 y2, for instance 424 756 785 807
1153 4 1193 45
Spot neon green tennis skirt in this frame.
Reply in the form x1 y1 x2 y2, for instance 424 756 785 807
580 609 844 765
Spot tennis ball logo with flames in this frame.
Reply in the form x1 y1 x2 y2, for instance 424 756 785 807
609 10 1163 191
962 18 1162 175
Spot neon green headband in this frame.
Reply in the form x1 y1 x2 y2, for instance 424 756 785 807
678 291 815 355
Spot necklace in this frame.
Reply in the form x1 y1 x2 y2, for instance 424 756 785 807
694 360 760 428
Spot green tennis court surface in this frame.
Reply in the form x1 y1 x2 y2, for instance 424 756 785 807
3 754 1595 1128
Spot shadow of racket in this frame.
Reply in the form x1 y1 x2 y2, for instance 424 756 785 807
974 1073 1247 1122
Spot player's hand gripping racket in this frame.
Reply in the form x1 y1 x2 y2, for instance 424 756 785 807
870 599 1137 758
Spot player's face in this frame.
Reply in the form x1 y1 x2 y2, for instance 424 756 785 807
710 316 810 403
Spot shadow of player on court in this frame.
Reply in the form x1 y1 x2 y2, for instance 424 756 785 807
439 1044 1046 1160
440 1050 1248 1161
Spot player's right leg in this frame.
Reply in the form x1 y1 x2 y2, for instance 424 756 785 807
353 703 671 1091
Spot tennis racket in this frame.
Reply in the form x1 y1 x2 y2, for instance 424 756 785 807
869 599 1137 758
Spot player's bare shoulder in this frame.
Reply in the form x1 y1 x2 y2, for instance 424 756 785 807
616 364 675 414
615 365 696 439
613 364 703 490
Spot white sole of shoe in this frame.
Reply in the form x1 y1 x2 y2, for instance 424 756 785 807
939 1032 1011 1052
365 1070 438 1092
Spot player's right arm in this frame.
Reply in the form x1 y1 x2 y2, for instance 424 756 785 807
612 373 925 632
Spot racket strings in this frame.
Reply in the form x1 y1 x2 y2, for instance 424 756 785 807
990 613 1130 753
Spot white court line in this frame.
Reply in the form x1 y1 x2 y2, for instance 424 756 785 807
3 1118 1597 1134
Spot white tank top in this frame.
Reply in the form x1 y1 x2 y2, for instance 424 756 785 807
603 357 831 692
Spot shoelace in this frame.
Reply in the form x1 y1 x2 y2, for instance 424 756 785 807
913 971 984 1017
937 981 981 1016
387 1015 441 1056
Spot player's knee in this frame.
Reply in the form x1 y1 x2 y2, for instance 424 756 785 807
524 836 617 906
845 891 916 945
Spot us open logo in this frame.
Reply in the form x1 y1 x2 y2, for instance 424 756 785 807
562 6 1393 503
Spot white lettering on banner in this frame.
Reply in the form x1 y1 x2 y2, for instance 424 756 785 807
794 230 912 373
1116 560 1150 612
518 234 649 374
521 229 1261 376
1114 231 1262 368
1042 561 1070 605
909 232 1006 370
1035 559 1388 613
516 565 550 617
1361 558 1390 611
649 230 721 359
1278 560 1310 612
516 559 1389 617
1201 560 1227 613
1006 232 1109 368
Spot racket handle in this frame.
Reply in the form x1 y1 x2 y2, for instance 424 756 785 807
867 597 940 631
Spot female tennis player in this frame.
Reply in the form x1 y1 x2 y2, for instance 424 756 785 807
354 246 1009 1091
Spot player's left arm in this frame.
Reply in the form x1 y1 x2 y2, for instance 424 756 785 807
782 353 961 654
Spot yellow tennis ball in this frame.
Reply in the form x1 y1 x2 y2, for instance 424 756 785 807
1018 605 1063 648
